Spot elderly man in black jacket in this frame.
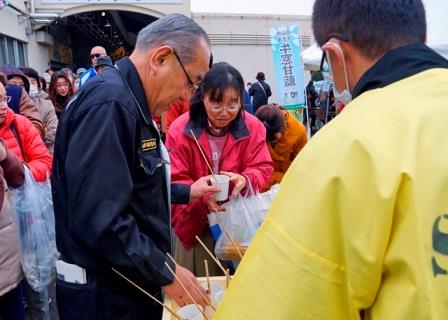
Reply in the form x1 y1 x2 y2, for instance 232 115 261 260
52 13 216 319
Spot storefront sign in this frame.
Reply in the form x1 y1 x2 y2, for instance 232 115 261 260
49 42 73 65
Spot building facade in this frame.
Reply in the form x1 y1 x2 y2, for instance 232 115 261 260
0 0 312 101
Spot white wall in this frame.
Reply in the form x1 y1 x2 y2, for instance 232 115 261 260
193 13 313 103
424 0 447 43
212 45 277 99
0 6 28 42
26 33 51 73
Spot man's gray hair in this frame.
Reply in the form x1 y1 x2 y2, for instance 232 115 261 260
135 13 210 65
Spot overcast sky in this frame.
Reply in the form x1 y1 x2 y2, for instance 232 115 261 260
191 0 446 42
191 0 314 15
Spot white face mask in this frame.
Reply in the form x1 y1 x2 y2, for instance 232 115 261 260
29 85 39 98
325 43 352 105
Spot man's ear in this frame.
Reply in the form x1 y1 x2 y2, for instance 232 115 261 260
147 45 174 74
322 41 345 71
321 41 348 93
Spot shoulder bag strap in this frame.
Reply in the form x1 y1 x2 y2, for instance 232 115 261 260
257 81 268 97
10 121 26 162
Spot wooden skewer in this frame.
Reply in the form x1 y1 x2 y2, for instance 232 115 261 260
204 260 211 294
189 129 216 177
224 229 244 259
164 262 209 320
195 235 227 275
226 268 230 289
166 253 215 311
112 268 182 320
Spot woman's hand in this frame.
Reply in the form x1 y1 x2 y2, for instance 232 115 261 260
205 195 226 213
221 171 247 198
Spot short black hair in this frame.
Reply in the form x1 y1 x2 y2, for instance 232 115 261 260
40 76 47 91
20 67 40 87
190 62 245 128
256 72 265 81
312 0 426 58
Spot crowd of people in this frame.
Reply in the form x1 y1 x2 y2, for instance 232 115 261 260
0 0 447 319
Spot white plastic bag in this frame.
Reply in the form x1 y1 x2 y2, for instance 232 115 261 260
11 165 59 291
214 183 280 260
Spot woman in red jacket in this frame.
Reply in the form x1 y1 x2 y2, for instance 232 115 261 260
0 83 52 182
166 62 274 276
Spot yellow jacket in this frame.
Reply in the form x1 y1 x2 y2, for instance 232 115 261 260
215 68 448 319
269 110 307 187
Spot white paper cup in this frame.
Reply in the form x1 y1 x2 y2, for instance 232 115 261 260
201 282 223 295
177 304 203 320
211 175 230 201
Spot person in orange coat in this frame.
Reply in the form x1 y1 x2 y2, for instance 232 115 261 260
255 103 307 187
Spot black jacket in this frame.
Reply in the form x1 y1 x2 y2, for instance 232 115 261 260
52 57 177 292
249 81 272 111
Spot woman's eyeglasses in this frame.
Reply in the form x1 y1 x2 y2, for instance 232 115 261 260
0 96 12 104
208 102 241 113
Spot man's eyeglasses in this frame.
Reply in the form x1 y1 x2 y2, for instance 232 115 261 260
0 96 11 104
90 53 102 59
172 49 198 93
319 34 349 72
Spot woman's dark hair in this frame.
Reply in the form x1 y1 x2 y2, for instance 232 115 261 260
255 103 285 142
256 72 265 81
49 71 74 115
40 76 47 91
0 72 7 86
189 62 245 129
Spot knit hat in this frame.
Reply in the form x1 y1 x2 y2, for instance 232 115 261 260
20 67 40 87
0 66 30 93
94 56 113 69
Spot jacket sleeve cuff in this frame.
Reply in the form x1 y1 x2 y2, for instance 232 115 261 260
159 256 176 287
171 183 191 205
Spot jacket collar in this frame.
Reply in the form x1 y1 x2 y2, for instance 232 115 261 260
115 57 153 125
2 108 15 128
184 112 250 141
353 43 448 98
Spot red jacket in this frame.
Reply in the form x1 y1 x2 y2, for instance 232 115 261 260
166 98 190 131
0 108 52 182
166 111 274 249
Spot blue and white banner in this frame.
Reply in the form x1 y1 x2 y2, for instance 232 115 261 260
270 25 305 109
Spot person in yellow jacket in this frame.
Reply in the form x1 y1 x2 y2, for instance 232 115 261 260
215 0 448 319
255 103 307 187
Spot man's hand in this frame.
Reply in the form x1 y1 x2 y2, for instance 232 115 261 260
190 175 220 202
221 171 247 198
205 195 226 213
162 265 210 308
